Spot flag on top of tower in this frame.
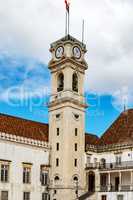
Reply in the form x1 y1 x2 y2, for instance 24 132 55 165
65 0 70 13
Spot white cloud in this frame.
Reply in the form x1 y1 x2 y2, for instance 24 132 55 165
0 55 50 102
0 0 133 106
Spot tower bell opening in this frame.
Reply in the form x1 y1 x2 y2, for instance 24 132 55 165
72 73 78 92
57 73 64 92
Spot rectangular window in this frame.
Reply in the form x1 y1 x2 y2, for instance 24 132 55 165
74 159 77 167
23 167 31 184
75 128 78 136
40 167 48 186
56 143 59 151
116 155 121 165
117 195 123 200
87 156 91 164
94 158 97 167
23 192 30 200
75 143 77 151
1 191 8 200
1 164 9 182
57 128 59 136
101 195 106 200
56 158 59 167
42 193 49 200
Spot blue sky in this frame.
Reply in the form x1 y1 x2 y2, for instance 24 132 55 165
0 0 133 136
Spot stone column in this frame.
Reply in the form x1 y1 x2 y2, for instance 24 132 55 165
108 173 111 191
119 172 122 191
95 170 100 192
131 171 133 190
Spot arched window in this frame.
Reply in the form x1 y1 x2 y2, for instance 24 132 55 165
54 176 60 181
72 73 78 92
57 73 64 92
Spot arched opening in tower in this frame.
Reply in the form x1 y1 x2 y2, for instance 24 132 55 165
72 73 78 92
57 73 64 92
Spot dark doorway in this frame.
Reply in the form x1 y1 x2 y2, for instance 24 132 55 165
115 177 119 191
88 172 95 192
101 195 107 200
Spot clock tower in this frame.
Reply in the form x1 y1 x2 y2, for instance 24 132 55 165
48 35 88 200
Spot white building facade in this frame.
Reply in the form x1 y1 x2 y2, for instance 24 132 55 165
0 116 50 200
86 144 133 200
85 109 133 200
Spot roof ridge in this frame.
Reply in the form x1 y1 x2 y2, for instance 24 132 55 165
85 133 99 138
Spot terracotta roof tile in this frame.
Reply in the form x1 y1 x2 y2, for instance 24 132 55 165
85 133 99 147
98 109 133 145
0 114 48 142
1 109 133 147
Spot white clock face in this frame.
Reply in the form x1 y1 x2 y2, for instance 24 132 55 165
73 46 81 59
55 46 64 58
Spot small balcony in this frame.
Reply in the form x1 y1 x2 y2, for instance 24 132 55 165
100 184 132 192
99 161 133 171
100 185 108 192
50 90 85 104
86 161 133 171
85 162 99 169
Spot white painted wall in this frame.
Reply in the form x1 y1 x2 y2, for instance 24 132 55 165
86 148 133 164
0 139 49 200
86 148 133 200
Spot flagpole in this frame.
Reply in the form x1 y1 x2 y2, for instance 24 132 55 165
82 20 85 44
65 10 68 35
68 5 70 35
65 0 70 36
